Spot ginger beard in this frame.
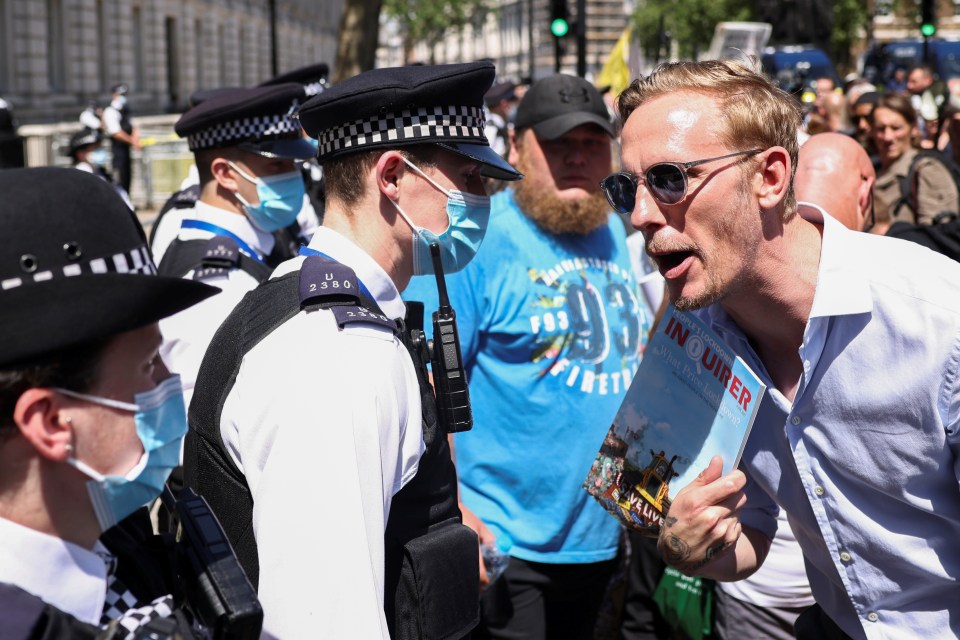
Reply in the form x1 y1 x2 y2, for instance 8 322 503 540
512 151 612 236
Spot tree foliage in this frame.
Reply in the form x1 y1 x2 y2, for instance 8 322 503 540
632 0 752 62
335 0 384 82
383 0 494 62
830 0 870 71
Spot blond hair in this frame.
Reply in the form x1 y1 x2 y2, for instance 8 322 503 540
618 59 802 215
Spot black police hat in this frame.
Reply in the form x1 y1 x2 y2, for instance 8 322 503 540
111 83 128 95
66 128 101 157
484 81 517 107
0 168 218 368
187 87 240 109
298 61 522 181
260 63 330 96
175 84 315 159
514 74 614 140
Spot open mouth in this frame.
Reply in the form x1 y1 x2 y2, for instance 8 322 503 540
655 250 694 273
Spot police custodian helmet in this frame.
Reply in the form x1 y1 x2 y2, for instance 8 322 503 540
0 168 218 368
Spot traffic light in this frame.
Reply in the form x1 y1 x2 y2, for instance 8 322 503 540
550 0 570 38
921 0 937 38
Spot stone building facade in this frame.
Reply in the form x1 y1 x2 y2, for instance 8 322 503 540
378 0 632 84
0 0 343 123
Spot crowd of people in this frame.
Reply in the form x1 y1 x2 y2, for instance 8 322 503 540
1 53 959 640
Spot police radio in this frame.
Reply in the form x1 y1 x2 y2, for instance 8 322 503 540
428 242 473 433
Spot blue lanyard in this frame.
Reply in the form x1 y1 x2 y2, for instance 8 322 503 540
180 219 266 264
298 246 373 300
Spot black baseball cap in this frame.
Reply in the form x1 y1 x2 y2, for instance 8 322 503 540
0 168 218 368
514 74 614 140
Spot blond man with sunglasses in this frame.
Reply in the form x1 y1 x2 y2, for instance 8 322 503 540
607 59 960 639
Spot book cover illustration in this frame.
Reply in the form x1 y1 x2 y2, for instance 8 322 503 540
584 305 766 536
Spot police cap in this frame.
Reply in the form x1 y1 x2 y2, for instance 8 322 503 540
0 168 218 368
66 128 101 157
298 61 522 181
175 84 315 160
484 81 517 107
260 63 330 96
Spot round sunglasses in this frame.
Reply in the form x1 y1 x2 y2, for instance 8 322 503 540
600 149 763 212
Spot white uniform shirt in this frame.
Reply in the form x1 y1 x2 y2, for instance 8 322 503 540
158 201 275 406
0 517 112 624
101 99 123 137
152 191 319 264
219 227 424 639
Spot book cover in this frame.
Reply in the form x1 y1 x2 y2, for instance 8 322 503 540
583 305 766 536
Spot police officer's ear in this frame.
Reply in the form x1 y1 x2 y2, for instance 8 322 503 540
210 156 242 193
12 388 73 463
755 146 791 211
507 128 522 167
375 150 407 202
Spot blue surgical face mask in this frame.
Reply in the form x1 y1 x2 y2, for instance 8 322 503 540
228 161 305 232
56 375 187 532
88 148 108 167
391 157 491 276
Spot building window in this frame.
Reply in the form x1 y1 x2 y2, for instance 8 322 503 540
0 0 9 92
166 16 180 107
218 24 226 86
133 6 144 91
47 0 66 91
195 19 204 89
97 0 109 91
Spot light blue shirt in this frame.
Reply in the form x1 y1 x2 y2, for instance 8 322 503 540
699 205 960 639
404 189 651 563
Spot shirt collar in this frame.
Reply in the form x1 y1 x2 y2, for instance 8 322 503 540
303 227 406 319
0 517 111 624
190 200 276 258
797 201 874 319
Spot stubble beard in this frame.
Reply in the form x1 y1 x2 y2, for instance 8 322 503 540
661 185 758 312
512 153 612 236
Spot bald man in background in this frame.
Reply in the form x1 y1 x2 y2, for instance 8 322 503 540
795 132 876 232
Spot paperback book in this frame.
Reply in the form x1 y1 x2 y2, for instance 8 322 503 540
584 305 765 536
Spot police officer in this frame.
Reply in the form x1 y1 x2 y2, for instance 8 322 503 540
184 61 522 639
101 83 139 194
0 168 219 637
66 128 134 210
259 62 331 223
156 83 315 405
149 87 238 262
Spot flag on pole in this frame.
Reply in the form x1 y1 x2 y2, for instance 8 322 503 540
597 26 633 99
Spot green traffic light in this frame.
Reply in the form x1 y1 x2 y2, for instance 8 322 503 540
551 18 569 38
921 23 936 37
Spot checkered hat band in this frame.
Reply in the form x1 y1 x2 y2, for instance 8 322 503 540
187 113 301 150
317 105 486 157
1 244 156 291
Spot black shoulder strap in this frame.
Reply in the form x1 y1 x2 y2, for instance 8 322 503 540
157 236 272 282
0 583 100 640
148 186 200 247
898 151 960 221
186 255 395 587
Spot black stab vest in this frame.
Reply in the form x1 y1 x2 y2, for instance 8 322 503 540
184 256 479 640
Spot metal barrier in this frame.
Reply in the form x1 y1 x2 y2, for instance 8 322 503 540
16 114 193 211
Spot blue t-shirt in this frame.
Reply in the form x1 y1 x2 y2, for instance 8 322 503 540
403 189 651 563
